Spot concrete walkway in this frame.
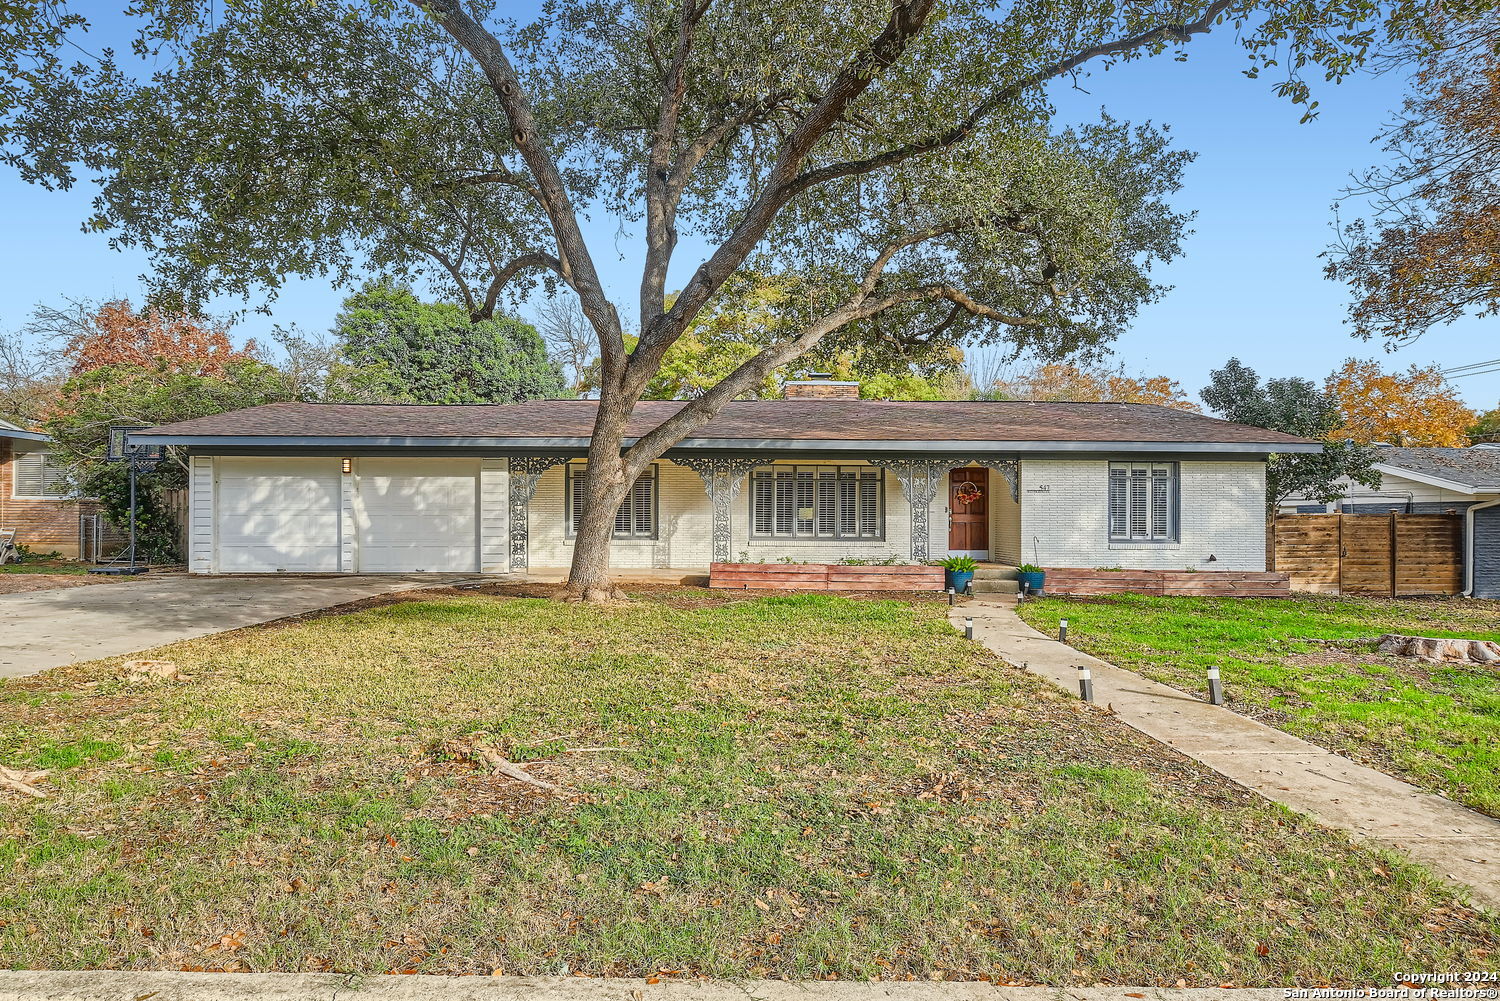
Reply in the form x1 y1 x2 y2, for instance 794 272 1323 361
952 597 1500 910
0 575 464 679
0 971 1285 1001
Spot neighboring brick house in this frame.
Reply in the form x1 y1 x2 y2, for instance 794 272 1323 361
0 419 112 559
135 378 1318 583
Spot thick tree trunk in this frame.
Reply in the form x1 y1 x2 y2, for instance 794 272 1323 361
564 390 637 603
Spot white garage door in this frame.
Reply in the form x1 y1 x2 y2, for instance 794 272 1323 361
216 457 342 573
355 458 479 573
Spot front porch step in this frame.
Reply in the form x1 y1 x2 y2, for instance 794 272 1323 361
973 565 1019 580
970 578 1019 595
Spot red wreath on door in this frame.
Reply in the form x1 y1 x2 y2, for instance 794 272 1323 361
954 481 983 505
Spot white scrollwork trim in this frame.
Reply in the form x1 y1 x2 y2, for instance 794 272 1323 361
675 456 761 563
506 455 569 570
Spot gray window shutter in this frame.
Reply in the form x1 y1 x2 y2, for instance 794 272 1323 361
570 467 586 534
1128 467 1149 538
752 470 772 535
1150 465 1171 538
1108 466 1129 537
857 470 879 538
815 470 837 537
631 474 653 536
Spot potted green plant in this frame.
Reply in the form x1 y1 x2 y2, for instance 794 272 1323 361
1016 563 1046 594
938 555 977 593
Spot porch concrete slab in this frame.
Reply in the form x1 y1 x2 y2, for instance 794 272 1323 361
0 971 1287 1001
0 574 466 680
953 597 1500 910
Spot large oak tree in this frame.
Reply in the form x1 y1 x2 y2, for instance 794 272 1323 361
2 0 1468 599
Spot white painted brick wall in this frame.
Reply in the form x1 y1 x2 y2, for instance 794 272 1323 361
1018 459 1267 571
527 459 915 568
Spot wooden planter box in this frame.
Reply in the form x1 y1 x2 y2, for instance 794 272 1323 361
1043 568 1291 598
709 562 944 591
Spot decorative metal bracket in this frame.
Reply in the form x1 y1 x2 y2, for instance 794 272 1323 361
507 455 568 570
867 458 946 561
675 456 761 563
969 458 1020 503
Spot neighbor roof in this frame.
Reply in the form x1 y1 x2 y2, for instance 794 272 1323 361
137 399 1318 455
1377 446 1500 492
0 416 48 443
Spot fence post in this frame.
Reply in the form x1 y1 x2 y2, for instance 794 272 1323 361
1389 510 1398 599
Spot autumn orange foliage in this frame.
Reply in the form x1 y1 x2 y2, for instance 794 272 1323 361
992 362 1201 411
61 300 257 377
1325 358 1476 447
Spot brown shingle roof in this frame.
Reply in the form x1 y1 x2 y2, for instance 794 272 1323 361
141 399 1313 448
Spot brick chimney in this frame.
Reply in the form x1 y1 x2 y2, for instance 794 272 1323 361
784 372 860 400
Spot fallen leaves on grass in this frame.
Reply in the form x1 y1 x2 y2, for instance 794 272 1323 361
123 660 188 683
0 764 48 798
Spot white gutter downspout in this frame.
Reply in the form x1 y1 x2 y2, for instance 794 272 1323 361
1463 498 1500 597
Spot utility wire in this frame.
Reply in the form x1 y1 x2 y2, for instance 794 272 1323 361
1441 358 1500 379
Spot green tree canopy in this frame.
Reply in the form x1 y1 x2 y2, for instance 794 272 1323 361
1202 358 1381 511
335 282 565 404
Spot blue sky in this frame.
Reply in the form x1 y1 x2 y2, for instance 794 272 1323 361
1 6 1494 410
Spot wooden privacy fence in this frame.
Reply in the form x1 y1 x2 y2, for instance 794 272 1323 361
1272 513 1464 596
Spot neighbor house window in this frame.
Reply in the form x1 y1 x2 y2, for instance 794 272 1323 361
566 463 658 539
12 451 70 499
1108 461 1177 541
749 465 883 541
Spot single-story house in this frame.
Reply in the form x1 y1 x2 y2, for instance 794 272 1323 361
134 378 1318 580
1283 445 1500 598
0 418 113 559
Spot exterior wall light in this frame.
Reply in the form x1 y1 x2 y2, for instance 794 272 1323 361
342 458 352 475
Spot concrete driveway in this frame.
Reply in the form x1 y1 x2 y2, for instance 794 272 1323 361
0 574 465 679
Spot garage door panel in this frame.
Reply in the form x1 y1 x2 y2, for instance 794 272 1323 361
215 458 342 573
356 459 479 573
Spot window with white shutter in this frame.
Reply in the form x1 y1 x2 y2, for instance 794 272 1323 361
12 451 70 499
1107 461 1177 541
749 464 884 541
566 463 658 539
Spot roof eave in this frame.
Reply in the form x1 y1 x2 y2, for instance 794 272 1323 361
132 432 1320 455
0 428 51 443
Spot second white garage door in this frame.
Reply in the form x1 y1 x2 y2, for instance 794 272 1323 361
355 458 479 572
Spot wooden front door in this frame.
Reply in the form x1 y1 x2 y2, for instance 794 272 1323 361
947 468 989 553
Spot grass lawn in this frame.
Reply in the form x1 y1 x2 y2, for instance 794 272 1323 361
1 586 1495 984
1017 593 1500 817
0 559 89 574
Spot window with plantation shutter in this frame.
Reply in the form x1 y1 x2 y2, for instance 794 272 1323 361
1108 466 1129 537
12 451 70 499
566 463 657 539
749 464 884 541
1107 461 1177 541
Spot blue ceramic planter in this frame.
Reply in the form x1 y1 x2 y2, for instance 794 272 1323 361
945 569 974 593
1016 570 1045 594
